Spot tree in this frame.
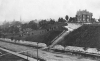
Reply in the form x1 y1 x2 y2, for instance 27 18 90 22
28 20 38 30
91 18 96 23
65 15 69 21
68 17 77 22
39 19 48 28
2 22 10 29
11 21 22 27
58 17 66 22
9 26 19 33
49 19 55 24
21 23 28 30
98 18 100 22
68 17 73 22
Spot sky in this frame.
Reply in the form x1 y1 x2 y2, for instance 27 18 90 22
0 0 100 24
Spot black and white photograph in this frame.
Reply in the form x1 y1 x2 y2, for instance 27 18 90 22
0 0 100 61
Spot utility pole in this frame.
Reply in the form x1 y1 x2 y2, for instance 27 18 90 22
37 42 39 61
27 51 28 61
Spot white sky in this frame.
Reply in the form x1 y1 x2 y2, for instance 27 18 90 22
0 0 100 24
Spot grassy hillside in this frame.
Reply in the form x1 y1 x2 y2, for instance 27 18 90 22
23 30 63 46
58 24 100 49
20 26 67 46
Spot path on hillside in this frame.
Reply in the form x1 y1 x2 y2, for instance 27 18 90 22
50 23 82 48
0 41 97 61
49 30 71 48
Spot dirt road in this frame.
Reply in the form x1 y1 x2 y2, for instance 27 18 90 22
0 41 98 61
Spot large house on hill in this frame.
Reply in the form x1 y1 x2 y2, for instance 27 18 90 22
76 10 93 23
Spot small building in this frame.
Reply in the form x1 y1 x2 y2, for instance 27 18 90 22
76 10 93 22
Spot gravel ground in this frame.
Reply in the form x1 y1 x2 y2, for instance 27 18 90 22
0 41 98 61
0 49 27 61
0 49 7 54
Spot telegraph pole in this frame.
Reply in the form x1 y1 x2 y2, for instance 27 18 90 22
37 42 39 61
27 51 28 61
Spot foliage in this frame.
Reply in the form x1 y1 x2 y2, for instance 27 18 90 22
39 19 48 27
8 26 19 33
21 20 39 30
58 17 66 22
49 19 55 24
11 21 22 26
38 19 56 29
91 18 96 23
65 15 69 21
28 20 38 29
68 17 77 22
98 18 100 22
0 17 67 39
21 23 28 29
